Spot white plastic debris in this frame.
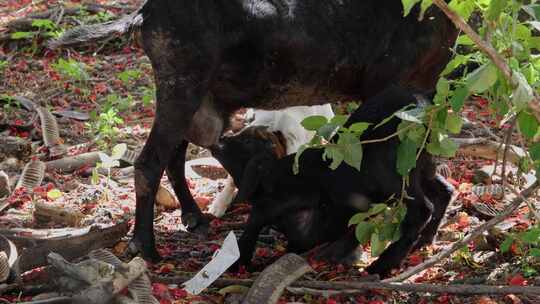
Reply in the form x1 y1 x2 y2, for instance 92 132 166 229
183 231 240 295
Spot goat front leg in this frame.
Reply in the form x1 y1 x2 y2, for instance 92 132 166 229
131 77 206 262
166 141 209 233
234 210 267 271
208 175 236 218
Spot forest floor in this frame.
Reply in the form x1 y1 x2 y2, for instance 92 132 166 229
0 1 539 303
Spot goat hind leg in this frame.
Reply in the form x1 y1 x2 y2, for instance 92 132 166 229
131 79 206 261
166 140 210 234
413 175 454 250
314 231 362 266
131 126 179 262
365 195 434 277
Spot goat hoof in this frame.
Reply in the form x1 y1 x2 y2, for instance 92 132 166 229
228 260 251 274
365 261 393 278
182 212 210 236
412 236 434 251
128 236 162 263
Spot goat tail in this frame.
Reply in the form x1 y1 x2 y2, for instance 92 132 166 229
48 10 143 49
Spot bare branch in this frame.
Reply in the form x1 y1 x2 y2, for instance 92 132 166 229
432 0 540 121
150 273 540 296
385 180 540 282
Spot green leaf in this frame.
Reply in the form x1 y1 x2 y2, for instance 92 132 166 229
46 189 63 200
338 133 363 171
439 137 458 157
11 31 35 39
330 115 348 126
380 223 398 241
449 0 475 21
349 212 369 226
317 123 338 140
323 146 344 170
456 35 474 46
466 63 498 94
371 231 386 257
405 125 426 146
368 203 388 216
301 116 328 131
512 72 534 110
450 86 469 112
32 19 55 31
397 137 418 176
500 236 513 253
402 0 422 16
529 248 540 257
355 221 375 244
442 55 470 76
349 122 371 134
520 228 540 244
530 143 540 161
419 0 433 19
436 77 450 98
446 112 463 134
427 133 458 157
487 0 507 21
518 111 539 139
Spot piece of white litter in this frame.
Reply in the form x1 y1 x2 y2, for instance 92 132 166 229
183 231 240 295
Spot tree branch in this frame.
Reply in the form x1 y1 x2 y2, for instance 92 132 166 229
431 0 540 121
432 0 511 81
385 180 540 283
150 273 540 296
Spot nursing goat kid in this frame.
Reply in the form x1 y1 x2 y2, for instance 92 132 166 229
208 104 334 218
212 86 455 277
51 0 457 261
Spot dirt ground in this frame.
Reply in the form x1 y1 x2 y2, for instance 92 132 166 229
1 1 539 303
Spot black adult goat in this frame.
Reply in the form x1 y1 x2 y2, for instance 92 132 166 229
212 86 455 277
51 0 457 261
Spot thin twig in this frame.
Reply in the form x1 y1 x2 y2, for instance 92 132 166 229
359 123 416 145
150 273 540 295
286 282 540 296
432 0 540 122
385 180 540 283
432 0 512 80
501 117 517 192
509 186 540 223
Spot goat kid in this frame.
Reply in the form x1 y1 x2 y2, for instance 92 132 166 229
212 86 454 277
208 104 334 217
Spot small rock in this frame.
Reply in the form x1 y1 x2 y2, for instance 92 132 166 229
472 184 504 199
472 251 495 264
491 220 517 237
224 293 245 304
156 186 179 209
0 170 10 199
472 169 491 184
438 230 462 242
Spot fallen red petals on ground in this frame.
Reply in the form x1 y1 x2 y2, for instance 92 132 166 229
408 253 423 266
507 274 528 286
